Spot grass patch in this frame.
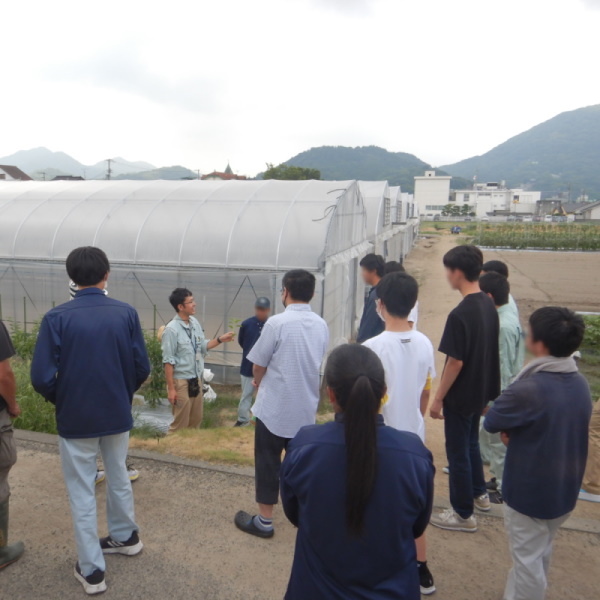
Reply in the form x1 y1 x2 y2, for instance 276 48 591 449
581 315 600 400
129 426 255 466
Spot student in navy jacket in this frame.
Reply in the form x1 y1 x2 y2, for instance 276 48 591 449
281 343 434 600
484 307 591 600
31 247 150 596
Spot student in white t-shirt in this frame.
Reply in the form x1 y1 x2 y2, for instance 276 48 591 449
362 270 436 596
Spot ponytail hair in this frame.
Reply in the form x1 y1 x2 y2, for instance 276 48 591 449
325 344 386 536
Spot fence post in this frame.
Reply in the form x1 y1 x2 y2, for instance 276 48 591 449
153 304 157 336
23 297 27 334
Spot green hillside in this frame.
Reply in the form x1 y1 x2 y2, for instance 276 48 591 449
442 105 600 199
114 165 197 180
283 145 470 192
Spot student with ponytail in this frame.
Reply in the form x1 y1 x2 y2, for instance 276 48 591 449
280 344 435 600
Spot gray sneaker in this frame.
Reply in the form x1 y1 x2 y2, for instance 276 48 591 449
430 508 478 533
474 493 491 512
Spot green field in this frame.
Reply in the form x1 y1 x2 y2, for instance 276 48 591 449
472 223 600 251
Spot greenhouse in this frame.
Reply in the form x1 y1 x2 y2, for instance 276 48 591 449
359 181 419 263
0 178 413 380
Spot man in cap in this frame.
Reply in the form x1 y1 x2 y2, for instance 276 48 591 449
235 297 271 427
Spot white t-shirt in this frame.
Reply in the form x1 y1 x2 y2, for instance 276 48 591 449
363 330 435 441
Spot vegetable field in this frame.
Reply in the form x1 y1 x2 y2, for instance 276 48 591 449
473 223 600 251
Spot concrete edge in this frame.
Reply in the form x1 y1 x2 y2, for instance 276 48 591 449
14 429 600 535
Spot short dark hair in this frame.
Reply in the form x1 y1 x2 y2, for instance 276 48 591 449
443 245 483 282
376 272 418 318
169 287 193 312
66 246 110 287
383 261 405 275
482 260 509 278
360 254 385 277
479 272 510 306
529 307 585 357
282 269 316 302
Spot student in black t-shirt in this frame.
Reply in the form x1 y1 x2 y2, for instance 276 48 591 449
429 245 500 533
0 321 25 569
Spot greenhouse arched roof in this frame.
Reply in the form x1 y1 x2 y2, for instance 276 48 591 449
0 179 365 271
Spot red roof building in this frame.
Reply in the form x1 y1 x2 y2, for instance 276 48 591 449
201 163 247 181
0 165 32 181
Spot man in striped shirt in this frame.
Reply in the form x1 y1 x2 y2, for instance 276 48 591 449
234 269 329 538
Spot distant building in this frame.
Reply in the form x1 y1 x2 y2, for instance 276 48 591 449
52 175 85 181
0 165 32 181
579 201 600 220
201 163 247 181
537 198 563 217
414 170 451 217
453 182 541 217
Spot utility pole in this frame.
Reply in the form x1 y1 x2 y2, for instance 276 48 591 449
196 169 201 180
106 159 112 180
40 171 46 181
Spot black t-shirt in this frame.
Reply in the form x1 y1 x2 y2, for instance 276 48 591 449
0 321 16 412
439 292 501 415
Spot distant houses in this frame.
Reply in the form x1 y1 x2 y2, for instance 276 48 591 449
0 165 32 181
201 163 247 181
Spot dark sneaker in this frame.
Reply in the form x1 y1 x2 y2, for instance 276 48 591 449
100 531 143 556
489 490 504 504
234 511 274 538
418 561 436 595
233 421 250 428
486 478 498 491
74 563 107 595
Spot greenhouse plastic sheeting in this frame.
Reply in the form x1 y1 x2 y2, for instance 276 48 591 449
0 179 364 270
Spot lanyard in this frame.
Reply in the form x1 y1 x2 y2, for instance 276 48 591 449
181 322 198 354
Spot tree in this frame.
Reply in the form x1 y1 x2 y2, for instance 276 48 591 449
441 204 461 217
263 163 320 180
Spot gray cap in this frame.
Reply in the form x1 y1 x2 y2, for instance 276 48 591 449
255 296 271 309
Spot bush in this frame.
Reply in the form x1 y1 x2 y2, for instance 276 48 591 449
12 358 58 435
140 332 166 408
8 321 40 361
583 315 600 349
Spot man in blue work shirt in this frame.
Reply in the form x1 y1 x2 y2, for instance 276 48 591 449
234 297 271 427
31 247 151 596
356 253 385 343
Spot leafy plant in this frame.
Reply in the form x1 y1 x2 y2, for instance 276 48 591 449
139 331 167 408
8 320 40 361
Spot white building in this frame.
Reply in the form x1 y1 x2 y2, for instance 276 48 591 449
414 170 451 217
453 182 541 217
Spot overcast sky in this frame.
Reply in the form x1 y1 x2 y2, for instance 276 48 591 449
1 0 599 176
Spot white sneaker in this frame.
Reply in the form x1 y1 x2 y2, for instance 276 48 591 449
95 470 105 486
127 465 140 482
579 489 600 503
474 493 491 512
442 466 450 475
430 508 478 532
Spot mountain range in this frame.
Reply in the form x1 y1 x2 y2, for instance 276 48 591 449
0 147 155 180
441 104 600 197
2 104 599 197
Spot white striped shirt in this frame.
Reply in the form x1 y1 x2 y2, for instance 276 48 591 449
248 304 329 438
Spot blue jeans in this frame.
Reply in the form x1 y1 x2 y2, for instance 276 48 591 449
59 432 138 576
444 408 487 519
238 375 254 423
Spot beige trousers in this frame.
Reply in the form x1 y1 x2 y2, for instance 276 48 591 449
167 379 203 434
0 409 17 503
582 400 600 495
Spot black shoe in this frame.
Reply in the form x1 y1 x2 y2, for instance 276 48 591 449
489 490 504 504
100 530 143 556
74 563 107 595
486 478 498 491
233 420 250 428
418 561 436 595
234 511 274 538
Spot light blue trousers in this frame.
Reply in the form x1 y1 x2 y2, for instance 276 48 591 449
59 432 138 576
238 375 255 423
